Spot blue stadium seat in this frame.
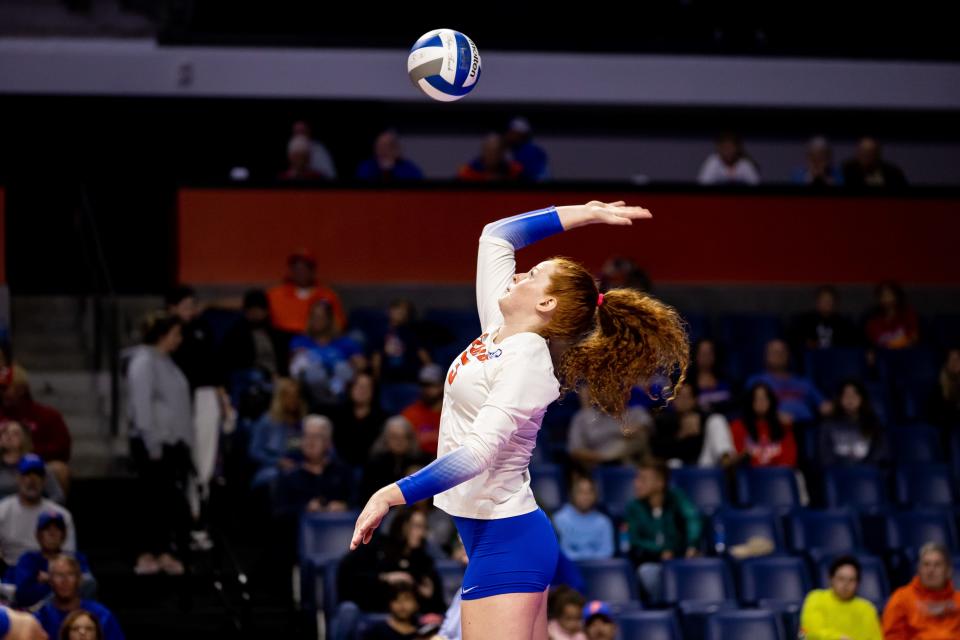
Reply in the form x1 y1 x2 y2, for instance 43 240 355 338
355 613 391 638
300 511 359 567
877 349 940 423
618 610 682 640
711 507 784 553
670 467 729 516
346 307 389 344
823 466 890 511
896 464 956 507
435 559 466 605
815 553 890 611
576 558 639 606
379 382 421 415
788 509 861 556
736 467 800 512
661 558 736 607
884 510 958 551
716 314 783 381
529 464 565 514
738 556 811 607
595 466 637 519
803 348 868 399
888 424 944 463
706 609 785 640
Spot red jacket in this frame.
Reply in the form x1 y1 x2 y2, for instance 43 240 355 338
730 418 797 467
0 399 72 462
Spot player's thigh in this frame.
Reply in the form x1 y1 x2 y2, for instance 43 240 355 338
461 589 546 640
532 587 549 640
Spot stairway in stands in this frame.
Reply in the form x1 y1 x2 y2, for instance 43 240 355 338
10 296 305 639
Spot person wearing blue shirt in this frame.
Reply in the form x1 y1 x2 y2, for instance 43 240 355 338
356 131 424 182
503 117 550 182
289 301 364 407
552 476 614 561
34 555 124 640
746 339 832 423
14 511 92 608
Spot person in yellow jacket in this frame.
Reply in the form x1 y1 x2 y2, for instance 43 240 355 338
800 555 883 640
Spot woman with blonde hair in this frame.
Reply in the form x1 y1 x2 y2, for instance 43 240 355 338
248 377 306 487
353 201 688 639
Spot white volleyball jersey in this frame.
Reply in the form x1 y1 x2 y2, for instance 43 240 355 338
432 233 561 519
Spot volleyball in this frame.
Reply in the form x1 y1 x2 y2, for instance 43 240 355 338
407 29 482 102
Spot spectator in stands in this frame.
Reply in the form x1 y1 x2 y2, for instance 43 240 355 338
697 132 760 185
14 511 92 608
165 286 219 391
0 421 63 503
746 339 832 423
792 136 843 186
337 507 445 614
457 134 524 182
34 556 124 640
865 281 919 350
333 372 388 467
362 583 421 640
0 606 46 639
625 459 702 601
126 312 193 576
278 134 327 181
220 289 290 379
568 388 651 472
883 542 960 639
356 130 424 182
290 301 364 408
371 299 432 385
598 256 651 293
651 384 735 467
503 117 550 181
799 555 882 640
273 414 350 517
843 136 907 188
400 365 444 457
0 456 75 571
361 417 424 504
0 366 71 489
929 347 960 427
552 476 614 561
291 120 337 179
546 586 586 640
267 248 346 334
790 285 859 351
582 601 617 640
58 610 103 640
730 383 798 468
819 381 889 466
248 377 305 487
688 339 735 416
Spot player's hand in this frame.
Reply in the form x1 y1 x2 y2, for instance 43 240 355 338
350 484 405 550
584 200 652 225
4 608 49 640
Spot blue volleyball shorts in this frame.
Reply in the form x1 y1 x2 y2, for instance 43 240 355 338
452 508 559 600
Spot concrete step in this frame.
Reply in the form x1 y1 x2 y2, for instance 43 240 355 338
28 371 106 418
17 351 90 371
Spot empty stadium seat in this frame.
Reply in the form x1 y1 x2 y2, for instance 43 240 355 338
738 556 811 607
595 466 637 519
529 464 565 514
576 558 639 606
300 511 359 566
661 558 736 607
803 348 868 398
736 467 800 512
711 507 784 553
618 610 682 640
884 510 958 551
888 424 944 463
788 509 861 556
706 609 785 640
823 466 890 511
896 464 956 507
670 467 729 516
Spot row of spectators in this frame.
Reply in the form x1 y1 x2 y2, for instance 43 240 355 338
275 119 909 187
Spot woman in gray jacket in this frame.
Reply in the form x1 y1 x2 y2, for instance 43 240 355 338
127 312 194 576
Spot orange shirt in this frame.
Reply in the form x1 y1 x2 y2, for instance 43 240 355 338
883 577 960 640
267 283 345 334
401 400 442 457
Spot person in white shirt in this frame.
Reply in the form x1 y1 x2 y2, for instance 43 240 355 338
352 201 689 640
697 132 761 185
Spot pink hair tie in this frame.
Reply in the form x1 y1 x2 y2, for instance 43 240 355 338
597 293 605 307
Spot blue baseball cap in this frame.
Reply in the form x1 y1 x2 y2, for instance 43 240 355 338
17 454 45 476
37 510 66 531
583 600 613 622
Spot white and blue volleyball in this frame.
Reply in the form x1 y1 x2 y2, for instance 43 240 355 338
407 29 481 102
